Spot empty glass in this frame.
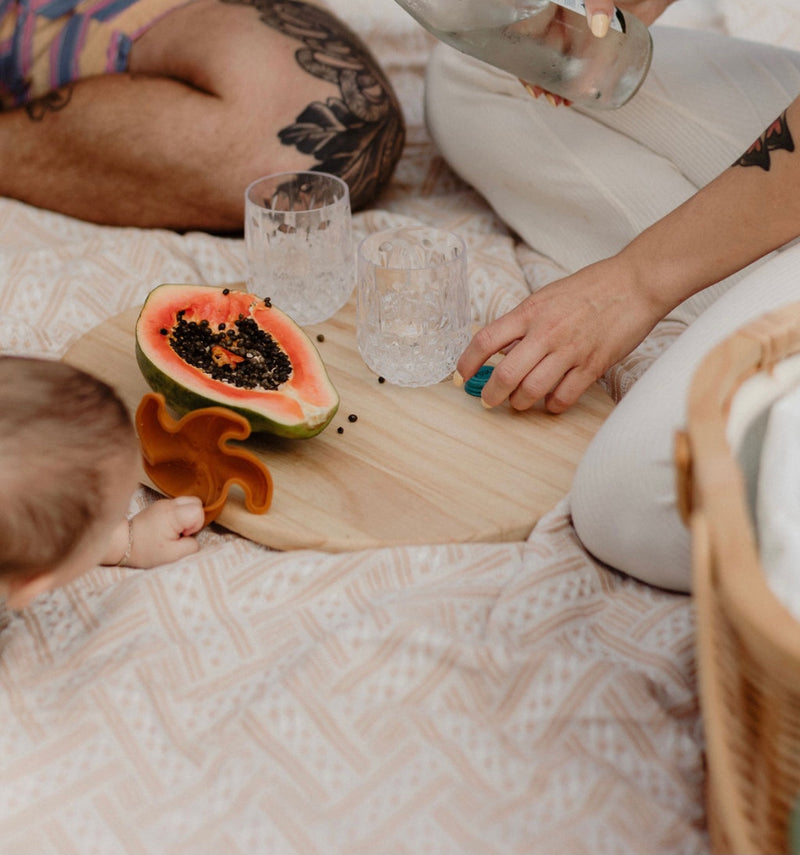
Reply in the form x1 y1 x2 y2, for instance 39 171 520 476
356 226 470 387
245 171 354 325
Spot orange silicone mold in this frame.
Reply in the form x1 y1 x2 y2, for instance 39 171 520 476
135 392 273 526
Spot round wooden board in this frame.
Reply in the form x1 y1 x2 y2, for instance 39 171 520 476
63 292 614 551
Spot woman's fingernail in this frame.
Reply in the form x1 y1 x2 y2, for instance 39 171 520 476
523 83 539 99
480 397 494 410
174 495 201 506
453 370 464 388
545 93 558 107
590 12 610 37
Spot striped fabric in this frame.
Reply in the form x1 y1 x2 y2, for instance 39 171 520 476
0 0 191 108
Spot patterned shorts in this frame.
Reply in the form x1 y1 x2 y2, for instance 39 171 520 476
0 0 193 109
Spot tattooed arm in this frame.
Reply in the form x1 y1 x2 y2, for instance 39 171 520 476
455 97 800 414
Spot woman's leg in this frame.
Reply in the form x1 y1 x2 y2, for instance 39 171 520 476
425 27 800 277
426 26 800 590
571 242 800 591
0 0 404 229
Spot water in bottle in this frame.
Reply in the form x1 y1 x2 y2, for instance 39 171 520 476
394 0 652 109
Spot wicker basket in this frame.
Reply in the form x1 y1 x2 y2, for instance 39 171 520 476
675 301 800 855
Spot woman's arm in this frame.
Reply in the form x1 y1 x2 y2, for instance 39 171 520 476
627 104 800 311
457 97 800 413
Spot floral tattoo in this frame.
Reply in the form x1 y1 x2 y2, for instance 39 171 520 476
735 110 795 171
221 0 405 208
24 86 73 121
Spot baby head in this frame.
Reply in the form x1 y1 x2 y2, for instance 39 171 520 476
0 356 139 607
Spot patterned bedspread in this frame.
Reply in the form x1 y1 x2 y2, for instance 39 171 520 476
5 0 795 850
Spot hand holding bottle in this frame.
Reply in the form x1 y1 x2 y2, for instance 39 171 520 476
585 0 676 36
393 0 653 109
520 0 672 106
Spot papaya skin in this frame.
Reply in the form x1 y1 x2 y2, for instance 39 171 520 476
135 283 339 439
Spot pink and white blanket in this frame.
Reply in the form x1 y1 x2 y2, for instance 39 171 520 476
1 1 798 851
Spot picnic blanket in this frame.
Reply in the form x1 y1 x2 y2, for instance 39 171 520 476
2 0 798 850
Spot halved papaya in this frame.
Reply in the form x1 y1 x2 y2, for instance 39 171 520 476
135 283 339 438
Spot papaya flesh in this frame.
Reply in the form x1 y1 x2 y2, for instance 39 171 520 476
135 283 339 438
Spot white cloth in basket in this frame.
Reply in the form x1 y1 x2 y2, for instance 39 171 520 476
757 374 800 621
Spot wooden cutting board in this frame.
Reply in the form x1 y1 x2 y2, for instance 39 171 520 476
63 293 614 552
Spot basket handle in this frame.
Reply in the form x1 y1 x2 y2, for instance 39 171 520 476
692 510 761 854
674 429 693 525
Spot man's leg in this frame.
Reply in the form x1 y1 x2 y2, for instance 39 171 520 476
0 0 405 229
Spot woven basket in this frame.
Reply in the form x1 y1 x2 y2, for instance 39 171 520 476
675 301 800 855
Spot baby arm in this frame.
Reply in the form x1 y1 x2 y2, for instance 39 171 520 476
458 97 800 413
104 496 205 568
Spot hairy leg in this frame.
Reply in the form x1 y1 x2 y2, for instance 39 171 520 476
0 0 404 229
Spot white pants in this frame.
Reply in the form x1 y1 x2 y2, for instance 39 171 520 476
426 27 800 591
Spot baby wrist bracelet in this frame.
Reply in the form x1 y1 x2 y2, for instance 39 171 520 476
115 518 134 567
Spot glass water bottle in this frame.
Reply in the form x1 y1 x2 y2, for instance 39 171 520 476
395 0 653 109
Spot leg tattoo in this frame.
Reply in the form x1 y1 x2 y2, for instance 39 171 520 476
735 110 795 171
24 87 74 121
221 0 405 208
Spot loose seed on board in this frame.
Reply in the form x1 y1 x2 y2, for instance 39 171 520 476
378 376 385 384
337 426 344 434
222 288 230 295
316 334 325 342
348 414 358 423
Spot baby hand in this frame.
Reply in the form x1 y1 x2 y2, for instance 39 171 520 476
122 496 205 568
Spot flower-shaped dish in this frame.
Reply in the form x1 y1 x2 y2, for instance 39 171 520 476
135 392 273 526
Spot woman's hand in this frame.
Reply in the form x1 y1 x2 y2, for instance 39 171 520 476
456 256 664 413
460 90 800 413
520 0 674 104
585 0 676 35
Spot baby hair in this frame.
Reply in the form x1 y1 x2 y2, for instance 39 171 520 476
0 356 136 578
